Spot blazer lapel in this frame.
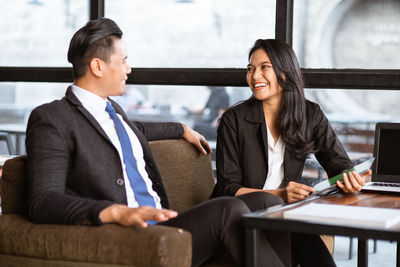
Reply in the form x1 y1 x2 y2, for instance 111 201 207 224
242 98 303 185
244 99 269 166
65 87 151 164
65 87 112 143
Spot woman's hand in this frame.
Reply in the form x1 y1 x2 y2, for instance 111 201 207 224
336 169 372 193
284 181 315 203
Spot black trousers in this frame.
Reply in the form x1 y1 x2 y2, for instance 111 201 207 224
160 192 335 267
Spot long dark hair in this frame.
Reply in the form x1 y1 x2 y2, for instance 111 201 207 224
248 39 313 158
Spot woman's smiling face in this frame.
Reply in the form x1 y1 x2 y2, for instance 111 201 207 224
246 48 283 102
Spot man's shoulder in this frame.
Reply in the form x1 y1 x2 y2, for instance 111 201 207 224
29 97 75 124
32 97 71 113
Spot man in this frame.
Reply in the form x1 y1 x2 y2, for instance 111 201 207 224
191 86 230 140
26 18 285 267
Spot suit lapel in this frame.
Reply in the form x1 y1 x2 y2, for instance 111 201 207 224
65 86 151 162
244 99 269 166
243 98 302 185
65 87 112 143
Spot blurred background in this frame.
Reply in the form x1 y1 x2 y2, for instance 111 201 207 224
0 0 399 172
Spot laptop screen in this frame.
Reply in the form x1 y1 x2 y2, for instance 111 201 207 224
373 123 400 182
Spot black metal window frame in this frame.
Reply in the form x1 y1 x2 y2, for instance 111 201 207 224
0 0 399 90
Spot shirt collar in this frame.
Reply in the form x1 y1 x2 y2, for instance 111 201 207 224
71 84 108 113
266 124 284 151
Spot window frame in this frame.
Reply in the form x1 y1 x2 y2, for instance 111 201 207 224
0 0 398 91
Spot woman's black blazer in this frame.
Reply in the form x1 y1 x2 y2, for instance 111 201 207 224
211 97 353 198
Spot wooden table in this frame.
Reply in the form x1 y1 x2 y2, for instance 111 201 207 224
243 192 400 267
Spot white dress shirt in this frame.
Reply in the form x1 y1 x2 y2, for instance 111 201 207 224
262 125 285 190
71 85 162 209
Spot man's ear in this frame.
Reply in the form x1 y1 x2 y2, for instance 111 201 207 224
89 58 105 77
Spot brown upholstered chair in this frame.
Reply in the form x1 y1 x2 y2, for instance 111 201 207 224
0 139 332 266
0 139 234 267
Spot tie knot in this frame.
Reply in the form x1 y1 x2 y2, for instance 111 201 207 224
105 102 116 114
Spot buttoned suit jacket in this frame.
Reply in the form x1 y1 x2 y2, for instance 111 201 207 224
26 87 184 225
211 97 353 198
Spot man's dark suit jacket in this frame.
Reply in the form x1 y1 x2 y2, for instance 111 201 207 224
26 87 184 226
211 97 353 198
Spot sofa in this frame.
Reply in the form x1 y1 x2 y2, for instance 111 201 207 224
0 139 235 267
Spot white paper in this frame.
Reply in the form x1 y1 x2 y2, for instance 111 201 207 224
283 203 400 228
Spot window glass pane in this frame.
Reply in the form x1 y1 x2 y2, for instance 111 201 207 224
0 0 88 66
0 82 252 155
301 88 399 182
111 85 252 142
293 0 400 68
305 88 400 154
0 82 67 155
105 0 276 68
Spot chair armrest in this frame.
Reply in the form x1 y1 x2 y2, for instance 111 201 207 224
0 214 192 267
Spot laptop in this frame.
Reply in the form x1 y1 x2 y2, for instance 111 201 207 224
362 122 400 194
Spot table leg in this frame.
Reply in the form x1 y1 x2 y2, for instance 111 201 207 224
15 134 21 155
358 238 368 267
349 237 353 259
245 227 259 267
397 241 400 267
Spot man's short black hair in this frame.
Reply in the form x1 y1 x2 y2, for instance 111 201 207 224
67 18 123 79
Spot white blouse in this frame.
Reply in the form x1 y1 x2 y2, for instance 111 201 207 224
262 125 285 190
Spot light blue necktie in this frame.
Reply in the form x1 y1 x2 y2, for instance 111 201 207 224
105 102 156 208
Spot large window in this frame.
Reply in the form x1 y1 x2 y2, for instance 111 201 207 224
291 0 400 165
111 84 252 142
0 0 399 157
293 0 400 68
105 0 276 68
0 0 88 66
1 1 399 263
0 82 67 155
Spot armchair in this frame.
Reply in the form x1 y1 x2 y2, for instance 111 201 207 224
0 139 230 267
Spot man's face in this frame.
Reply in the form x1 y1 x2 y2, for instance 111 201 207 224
101 38 131 97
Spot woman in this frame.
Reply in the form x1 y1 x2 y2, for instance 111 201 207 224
211 39 371 266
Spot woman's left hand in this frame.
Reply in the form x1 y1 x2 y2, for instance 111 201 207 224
336 169 372 193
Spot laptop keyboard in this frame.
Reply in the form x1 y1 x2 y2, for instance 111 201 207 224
371 182 400 187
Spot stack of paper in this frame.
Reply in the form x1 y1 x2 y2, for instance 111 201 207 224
283 203 400 228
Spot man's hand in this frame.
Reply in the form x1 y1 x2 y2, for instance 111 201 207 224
285 181 315 203
182 124 212 155
99 204 178 228
336 169 371 193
